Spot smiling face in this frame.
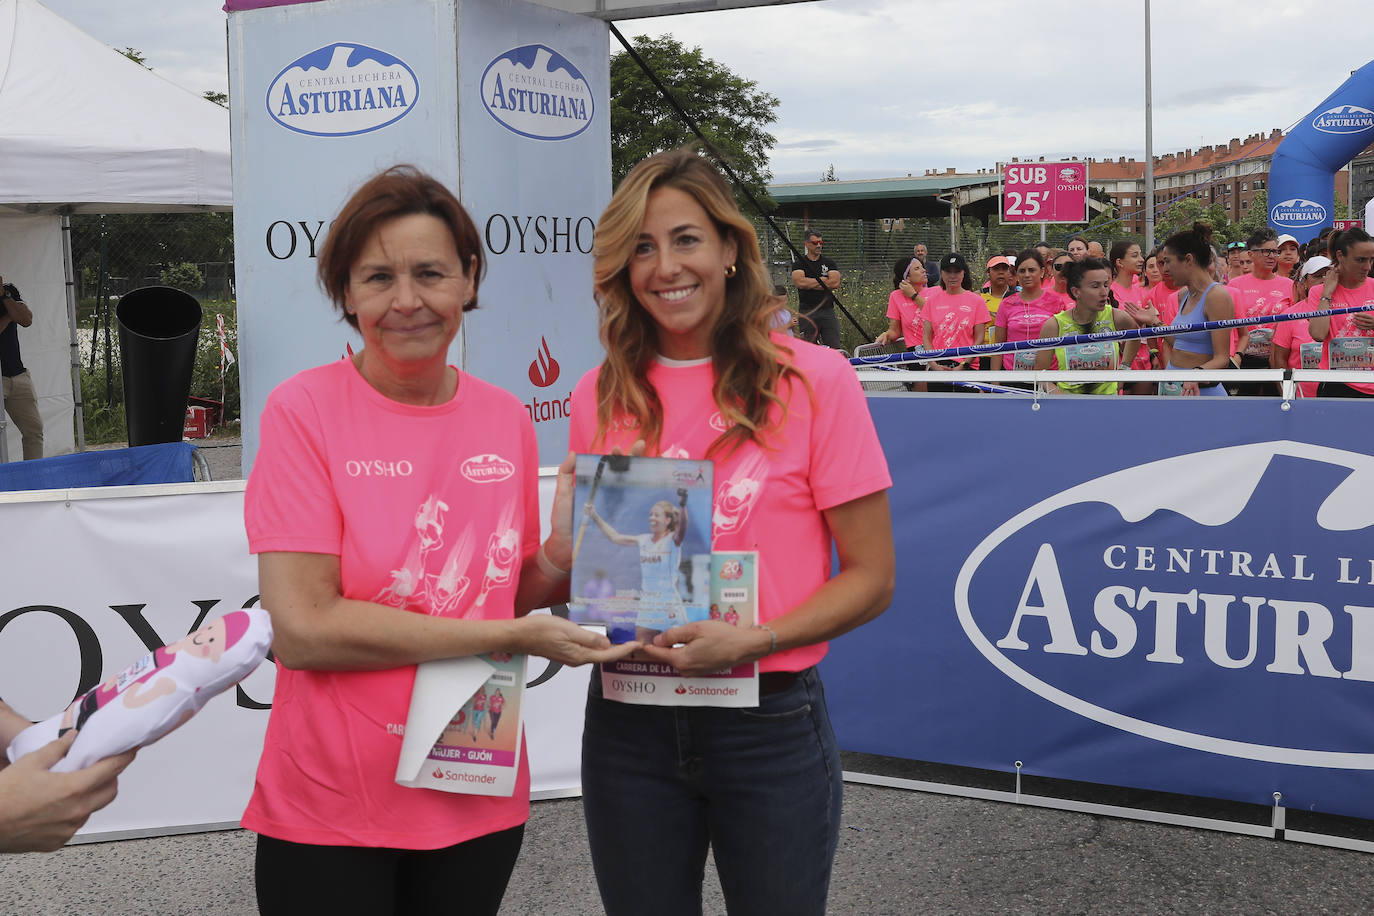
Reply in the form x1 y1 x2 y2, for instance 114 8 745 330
648 501 677 537
628 186 738 360
345 213 473 374
914 244 928 261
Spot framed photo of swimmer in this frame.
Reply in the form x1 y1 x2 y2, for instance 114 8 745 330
569 454 714 643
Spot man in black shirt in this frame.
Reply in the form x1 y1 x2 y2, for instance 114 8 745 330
1 277 42 460
791 230 842 348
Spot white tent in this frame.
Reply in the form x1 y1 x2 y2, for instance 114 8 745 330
0 0 231 461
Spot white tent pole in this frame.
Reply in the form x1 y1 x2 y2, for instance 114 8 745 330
61 211 84 451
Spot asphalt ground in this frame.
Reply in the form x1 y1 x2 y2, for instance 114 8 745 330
4 751 1374 915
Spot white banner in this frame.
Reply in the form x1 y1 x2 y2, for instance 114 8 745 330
0 479 585 839
229 0 610 473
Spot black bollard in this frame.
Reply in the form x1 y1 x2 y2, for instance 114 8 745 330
116 286 203 447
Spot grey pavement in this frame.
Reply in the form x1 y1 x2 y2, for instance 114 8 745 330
2 765 1373 916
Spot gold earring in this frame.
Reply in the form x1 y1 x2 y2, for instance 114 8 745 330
724 264 737 278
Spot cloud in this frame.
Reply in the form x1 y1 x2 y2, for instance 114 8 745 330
775 138 844 152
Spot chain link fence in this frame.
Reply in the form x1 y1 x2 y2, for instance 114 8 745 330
68 213 239 443
751 215 1142 354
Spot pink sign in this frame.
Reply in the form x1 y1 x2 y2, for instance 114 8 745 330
1001 161 1089 224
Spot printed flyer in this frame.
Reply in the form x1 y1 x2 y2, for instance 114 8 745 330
396 653 526 798
599 551 760 708
569 454 713 643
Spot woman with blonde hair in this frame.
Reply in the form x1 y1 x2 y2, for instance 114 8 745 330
569 148 895 915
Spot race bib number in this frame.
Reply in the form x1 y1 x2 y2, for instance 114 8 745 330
1013 350 1037 370
1064 342 1116 371
1299 341 1322 370
1244 327 1274 358
1329 337 1374 370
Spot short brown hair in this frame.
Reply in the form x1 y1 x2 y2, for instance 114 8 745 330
317 165 484 328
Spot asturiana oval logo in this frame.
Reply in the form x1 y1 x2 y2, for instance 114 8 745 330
461 454 515 484
481 44 594 141
956 440 1374 769
266 43 419 137
1312 104 1374 135
1270 198 1328 227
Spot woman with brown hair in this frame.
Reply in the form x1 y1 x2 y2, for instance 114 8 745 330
242 165 634 915
569 148 895 915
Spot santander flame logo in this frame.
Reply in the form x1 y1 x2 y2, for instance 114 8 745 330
529 337 561 387
432 767 445 779
674 684 688 695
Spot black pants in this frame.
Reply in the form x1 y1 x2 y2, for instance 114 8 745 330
1318 381 1374 398
255 824 525 916
798 307 841 349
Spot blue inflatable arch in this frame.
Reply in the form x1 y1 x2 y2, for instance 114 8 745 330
1268 60 1374 242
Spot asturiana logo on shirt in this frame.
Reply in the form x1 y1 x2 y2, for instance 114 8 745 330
481 44 594 141
266 43 419 137
1270 198 1327 227
1312 105 1374 135
461 454 516 483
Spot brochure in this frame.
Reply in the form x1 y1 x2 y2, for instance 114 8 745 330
599 551 760 708
395 652 526 797
569 454 713 643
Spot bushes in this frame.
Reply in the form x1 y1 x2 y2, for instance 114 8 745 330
159 262 204 293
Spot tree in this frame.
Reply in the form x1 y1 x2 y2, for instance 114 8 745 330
610 35 779 210
120 47 149 68
1154 195 1232 245
203 91 229 108
820 164 837 182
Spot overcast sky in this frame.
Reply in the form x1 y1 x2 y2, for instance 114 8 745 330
43 0 1373 184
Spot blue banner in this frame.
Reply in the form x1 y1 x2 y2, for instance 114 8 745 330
1268 59 1374 242
823 395 1374 819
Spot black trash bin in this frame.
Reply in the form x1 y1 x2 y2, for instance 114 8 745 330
116 286 203 447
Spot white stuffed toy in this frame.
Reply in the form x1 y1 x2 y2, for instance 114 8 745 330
6 608 273 772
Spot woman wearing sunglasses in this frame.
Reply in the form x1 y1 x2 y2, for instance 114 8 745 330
1227 228 1292 394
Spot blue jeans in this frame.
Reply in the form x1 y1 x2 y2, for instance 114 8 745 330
581 667 843 916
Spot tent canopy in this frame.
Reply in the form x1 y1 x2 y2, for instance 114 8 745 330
0 0 231 214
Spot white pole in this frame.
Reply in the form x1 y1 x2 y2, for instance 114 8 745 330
1143 0 1156 250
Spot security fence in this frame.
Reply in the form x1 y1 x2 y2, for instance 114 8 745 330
751 215 1143 354
68 213 239 443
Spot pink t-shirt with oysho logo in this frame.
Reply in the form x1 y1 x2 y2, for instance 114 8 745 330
243 357 536 848
1308 279 1374 395
1228 275 1294 359
919 288 992 365
568 336 892 674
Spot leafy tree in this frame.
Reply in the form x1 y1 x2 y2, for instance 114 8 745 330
820 164 837 182
120 47 149 68
203 91 229 108
610 34 779 209
159 262 204 293
1154 195 1232 244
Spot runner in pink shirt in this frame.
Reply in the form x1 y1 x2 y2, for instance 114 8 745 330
1109 241 1160 393
875 257 925 349
242 167 633 915
922 252 991 386
1307 228 1374 397
1227 228 1293 395
1272 256 1330 399
994 249 1063 372
571 149 893 916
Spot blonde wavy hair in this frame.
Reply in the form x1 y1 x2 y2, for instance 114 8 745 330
591 148 804 456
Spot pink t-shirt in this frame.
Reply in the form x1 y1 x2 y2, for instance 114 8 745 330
920 288 992 365
1228 274 1294 359
1149 283 1181 326
243 358 536 848
995 290 1063 369
1111 282 1154 370
568 336 892 674
1272 302 1320 398
884 289 922 347
1309 279 1374 395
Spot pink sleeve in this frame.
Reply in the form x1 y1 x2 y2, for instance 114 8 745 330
244 384 343 555
1273 318 1294 348
885 290 903 322
520 413 540 567
972 293 993 325
804 351 893 511
568 369 600 453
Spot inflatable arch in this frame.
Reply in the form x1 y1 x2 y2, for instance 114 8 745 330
1268 59 1374 242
